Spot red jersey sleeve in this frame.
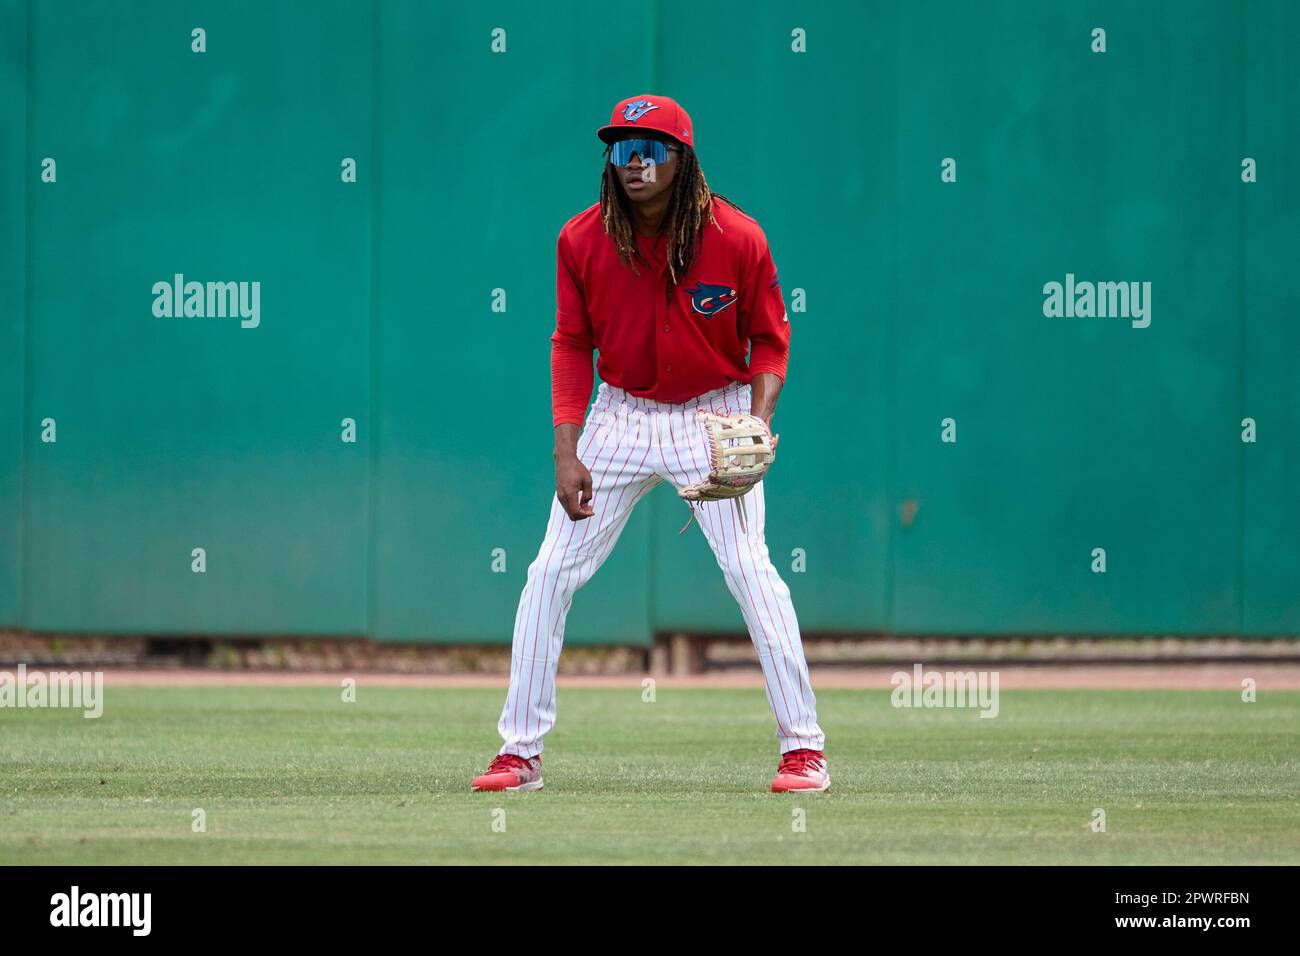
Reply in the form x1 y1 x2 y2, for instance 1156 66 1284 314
739 232 791 382
550 230 596 426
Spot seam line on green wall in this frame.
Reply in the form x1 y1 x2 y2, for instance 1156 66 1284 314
882 6 899 636
19 0 33 629
365 1 382 640
1236 10 1247 636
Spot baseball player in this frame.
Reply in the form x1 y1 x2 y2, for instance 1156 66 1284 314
471 94 827 794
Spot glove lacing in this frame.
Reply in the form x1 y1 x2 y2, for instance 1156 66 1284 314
677 497 748 536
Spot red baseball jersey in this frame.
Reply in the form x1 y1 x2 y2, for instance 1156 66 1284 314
550 199 790 426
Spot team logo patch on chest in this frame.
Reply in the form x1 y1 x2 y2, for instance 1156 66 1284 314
685 282 738 318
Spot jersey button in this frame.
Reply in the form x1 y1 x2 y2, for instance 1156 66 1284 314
663 324 671 332
665 364 672 372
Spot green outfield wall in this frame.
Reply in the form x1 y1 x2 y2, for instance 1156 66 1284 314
2 1 1296 644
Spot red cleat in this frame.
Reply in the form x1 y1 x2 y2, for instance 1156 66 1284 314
771 749 830 793
471 753 543 793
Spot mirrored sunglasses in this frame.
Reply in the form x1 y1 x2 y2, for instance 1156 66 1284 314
608 138 679 167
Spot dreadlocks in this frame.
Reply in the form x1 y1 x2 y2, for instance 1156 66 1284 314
599 144 745 300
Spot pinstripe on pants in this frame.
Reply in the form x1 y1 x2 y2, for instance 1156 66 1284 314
497 380 825 756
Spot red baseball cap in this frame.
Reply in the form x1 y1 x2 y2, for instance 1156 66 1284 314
597 94 694 149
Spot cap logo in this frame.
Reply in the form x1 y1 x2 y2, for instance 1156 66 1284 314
622 99 659 123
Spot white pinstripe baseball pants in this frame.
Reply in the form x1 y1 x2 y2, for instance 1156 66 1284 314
497 380 825 757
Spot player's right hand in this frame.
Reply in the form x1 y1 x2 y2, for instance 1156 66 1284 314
555 455 595 521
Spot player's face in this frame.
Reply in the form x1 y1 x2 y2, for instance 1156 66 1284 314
611 134 679 203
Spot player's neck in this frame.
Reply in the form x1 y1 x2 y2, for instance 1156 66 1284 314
631 195 671 237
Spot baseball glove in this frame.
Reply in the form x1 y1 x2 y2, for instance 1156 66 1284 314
677 410 777 534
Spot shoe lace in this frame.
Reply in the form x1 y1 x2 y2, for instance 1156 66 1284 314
777 749 823 775
487 754 531 773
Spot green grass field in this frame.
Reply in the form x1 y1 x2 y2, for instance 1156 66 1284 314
1 685 1297 865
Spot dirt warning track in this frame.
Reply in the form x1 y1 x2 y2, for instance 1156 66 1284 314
78 662 1300 690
